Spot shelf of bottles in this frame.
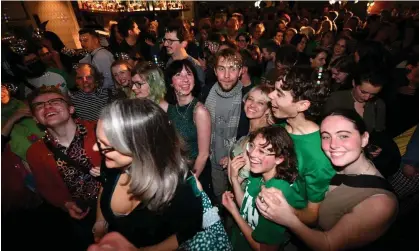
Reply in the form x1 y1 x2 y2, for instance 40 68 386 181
77 0 188 13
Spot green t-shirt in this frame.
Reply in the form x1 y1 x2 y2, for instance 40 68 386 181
232 175 306 250
289 130 335 203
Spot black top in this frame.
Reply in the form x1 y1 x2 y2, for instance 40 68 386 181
118 39 143 61
100 169 203 248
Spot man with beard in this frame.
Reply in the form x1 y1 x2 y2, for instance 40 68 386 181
117 17 143 62
205 48 250 204
20 50 72 97
163 20 205 85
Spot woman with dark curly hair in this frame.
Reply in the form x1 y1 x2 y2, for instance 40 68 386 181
268 67 335 226
222 126 306 251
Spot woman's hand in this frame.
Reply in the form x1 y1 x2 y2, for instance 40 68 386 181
229 155 246 181
222 191 238 214
256 187 298 227
90 166 101 177
93 221 109 243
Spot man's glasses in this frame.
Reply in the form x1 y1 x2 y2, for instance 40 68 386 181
246 142 275 157
31 98 68 111
162 38 180 46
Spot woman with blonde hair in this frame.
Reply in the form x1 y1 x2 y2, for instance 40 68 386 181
111 60 134 98
228 84 274 189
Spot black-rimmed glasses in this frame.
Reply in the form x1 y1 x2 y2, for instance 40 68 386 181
96 139 116 155
162 38 180 46
31 98 68 111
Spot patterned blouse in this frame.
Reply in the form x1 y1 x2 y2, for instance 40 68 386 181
43 121 100 204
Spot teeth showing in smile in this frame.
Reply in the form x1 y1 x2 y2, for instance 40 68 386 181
331 152 345 157
46 112 57 117
250 158 261 164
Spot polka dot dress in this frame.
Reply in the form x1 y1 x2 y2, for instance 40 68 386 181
180 191 233 251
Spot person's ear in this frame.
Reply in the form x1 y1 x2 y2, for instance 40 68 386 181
69 105 75 115
275 156 284 165
242 66 248 75
361 131 369 148
296 100 311 113
180 41 188 48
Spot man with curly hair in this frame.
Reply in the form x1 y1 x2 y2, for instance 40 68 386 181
268 67 335 226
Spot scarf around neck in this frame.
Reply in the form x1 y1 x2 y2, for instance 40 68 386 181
205 81 243 162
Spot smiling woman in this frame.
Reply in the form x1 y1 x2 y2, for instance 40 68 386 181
164 59 214 200
92 99 203 249
224 126 305 251
110 60 134 98
255 109 398 251
130 61 168 110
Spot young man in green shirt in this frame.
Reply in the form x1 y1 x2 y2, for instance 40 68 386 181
268 67 335 225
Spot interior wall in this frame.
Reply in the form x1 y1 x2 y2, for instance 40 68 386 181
23 1 81 49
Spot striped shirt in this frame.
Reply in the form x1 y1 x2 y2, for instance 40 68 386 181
69 87 116 121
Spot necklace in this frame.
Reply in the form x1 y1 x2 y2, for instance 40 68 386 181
361 160 375 175
176 98 194 120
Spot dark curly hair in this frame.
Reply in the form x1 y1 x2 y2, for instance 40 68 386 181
248 126 298 183
280 67 331 122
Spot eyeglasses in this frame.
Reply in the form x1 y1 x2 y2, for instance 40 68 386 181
162 38 180 46
96 140 116 155
246 142 275 157
132 81 147 88
238 39 247 42
31 98 68 111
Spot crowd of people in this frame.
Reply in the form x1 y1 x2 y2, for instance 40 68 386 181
2 2 419 251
